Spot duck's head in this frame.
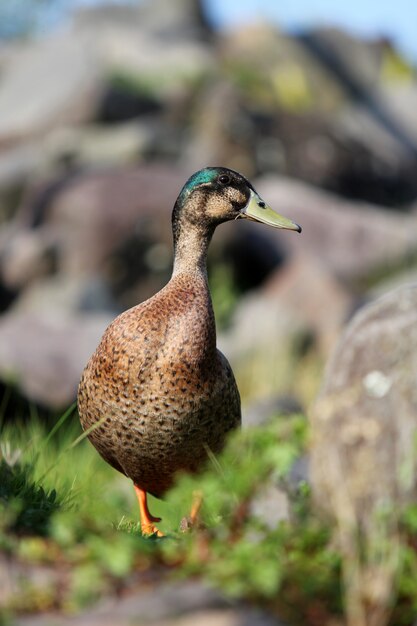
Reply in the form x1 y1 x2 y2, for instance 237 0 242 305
173 167 301 237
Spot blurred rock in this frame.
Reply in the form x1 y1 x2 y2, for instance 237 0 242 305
136 0 212 40
219 278 310 402
332 77 417 204
0 1 213 148
220 23 345 113
74 3 213 100
0 165 186 307
287 455 309 490
0 32 100 145
256 175 417 281
263 254 355 354
14 579 284 626
370 266 417 300
12 276 110 317
243 394 303 428
44 122 155 169
219 24 417 206
312 282 417 518
250 484 290 529
184 80 255 174
0 311 111 408
0 228 56 290
311 283 417 624
299 28 383 89
0 142 40 206
221 251 355 404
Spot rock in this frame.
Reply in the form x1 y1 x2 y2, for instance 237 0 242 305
12 276 111 316
334 89 417 206
135 0 212 40
44 123 155 169
243 394 303 428
299 28 384 89
255 175 417 281
287 455 309 491
380 83 417 149
220 252 355 405
14 580 284 626
183 80 255 175
0 553 61 616
218 24 417 206
0 31 100 145
250 484 290 529
0 1 213 148
0 165 186 307
0 142 40 199
312 282 417 518
73 3 213 100
262 254 355 355
311 283 417 624
219 280 310 402
0 311 111 408
370 267 417 300
0 228 56 290
220 23 345 113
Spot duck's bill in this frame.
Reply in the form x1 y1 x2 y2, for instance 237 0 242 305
241 190 302 232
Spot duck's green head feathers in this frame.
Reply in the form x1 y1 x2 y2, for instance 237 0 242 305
173 167 301 240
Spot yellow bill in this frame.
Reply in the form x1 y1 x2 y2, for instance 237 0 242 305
242 189 301 232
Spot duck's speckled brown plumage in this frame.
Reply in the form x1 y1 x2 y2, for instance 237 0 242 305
78 271 240 497
78 166 300 508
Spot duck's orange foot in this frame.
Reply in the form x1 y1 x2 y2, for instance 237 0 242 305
180 490 203 533
141 522 164 537
134 484 164 537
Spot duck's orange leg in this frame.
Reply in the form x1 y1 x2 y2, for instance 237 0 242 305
180 490 203 532
133 484 163 537
189 490 203 524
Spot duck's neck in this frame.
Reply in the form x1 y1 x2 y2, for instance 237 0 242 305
171 220 214 279
170 215 217 360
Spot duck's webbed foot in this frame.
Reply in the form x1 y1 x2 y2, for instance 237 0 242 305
180 490 203 532
134 484 164 537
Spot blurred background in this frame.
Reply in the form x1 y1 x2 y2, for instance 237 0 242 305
0 0 416 421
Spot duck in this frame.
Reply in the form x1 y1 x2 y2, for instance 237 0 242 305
77 167 301 535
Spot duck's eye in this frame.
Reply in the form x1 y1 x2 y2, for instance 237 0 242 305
218 174 231 185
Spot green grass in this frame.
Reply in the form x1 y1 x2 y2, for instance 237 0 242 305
1 407 417 624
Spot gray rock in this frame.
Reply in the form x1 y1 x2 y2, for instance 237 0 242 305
183 80 255 174
287 455 309 490
311 283 417 625
243 394 303 428
0 227 56 291
338 79 417 159
0 311 111 408
43 122 155 170
14 580 285 626
250 484 290 529
220 251 354 403
73 4 213 100
261 254 355 355
0 31 100 145
312 282 417 520
218 283 309 401
303 28 383 88
0 142 40 193
255 175 417 281
0 165 186 306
